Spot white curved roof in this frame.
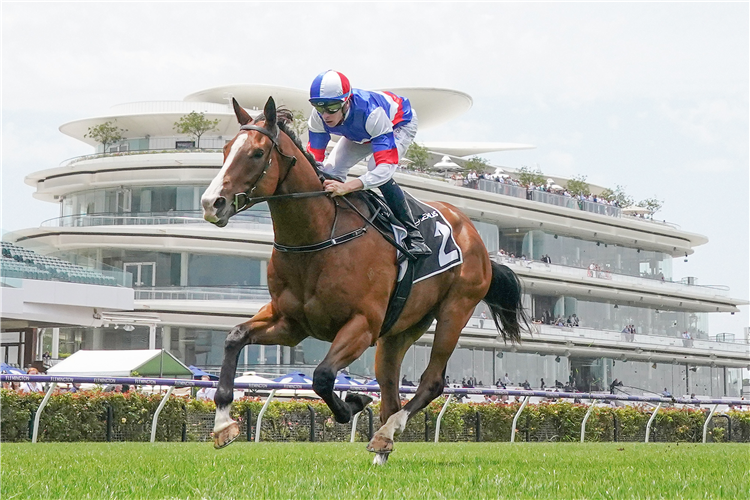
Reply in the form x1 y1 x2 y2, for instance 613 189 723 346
59 100 249 146
184 84 473 131
422 141 535 157
59 84 478 146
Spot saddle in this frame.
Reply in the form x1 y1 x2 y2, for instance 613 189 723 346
348 189 464 335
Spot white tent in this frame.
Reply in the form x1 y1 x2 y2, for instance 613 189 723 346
47 349 192 378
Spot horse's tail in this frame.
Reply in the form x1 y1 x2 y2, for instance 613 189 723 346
482 261 529 343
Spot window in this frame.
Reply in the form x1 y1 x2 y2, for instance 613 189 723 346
176 141 195 149
124 262 156 287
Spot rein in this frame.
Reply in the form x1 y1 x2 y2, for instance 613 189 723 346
229 123 409 258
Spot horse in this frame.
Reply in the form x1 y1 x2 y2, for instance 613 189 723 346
201 96 527 464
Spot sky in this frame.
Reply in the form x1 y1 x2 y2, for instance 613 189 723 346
2 2 748 336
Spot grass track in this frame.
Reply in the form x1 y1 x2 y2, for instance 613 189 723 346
2 442 747 499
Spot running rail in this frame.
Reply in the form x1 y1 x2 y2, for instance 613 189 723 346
4 375 746 444
703 404 719 443
580 400 598 443
150 386 174 443
32 383 57 443
255 389 276 443
645 403 662 443
510 396 531 443
3 375 745 406
434 394 454 443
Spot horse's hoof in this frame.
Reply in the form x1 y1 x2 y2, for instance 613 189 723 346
213 421 240 449
366 434 394 454
372 452 390 466
345 393 373 413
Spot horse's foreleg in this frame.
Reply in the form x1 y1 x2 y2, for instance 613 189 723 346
213 303 306 449
313 314 374 424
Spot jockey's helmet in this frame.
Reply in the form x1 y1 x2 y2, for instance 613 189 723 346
309 70 351 114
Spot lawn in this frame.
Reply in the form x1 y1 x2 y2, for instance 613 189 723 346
2 442 747 499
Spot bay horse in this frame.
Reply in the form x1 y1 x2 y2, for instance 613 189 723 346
201 96 527 464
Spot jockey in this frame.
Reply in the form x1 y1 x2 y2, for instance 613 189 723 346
307 70 431 258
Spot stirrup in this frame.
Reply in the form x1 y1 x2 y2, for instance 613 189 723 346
408 239 432 257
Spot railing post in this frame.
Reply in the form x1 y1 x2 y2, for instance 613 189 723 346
720 414 732 442
434 395 453 443
613 415 619 442
150 386 174 443
106 404 113 442
32 383 57 443
511 396 530 443
645 403 661 443
246 407 253 442
366 407 374 440
475 410 482 442
580 400 597 443
181 403 187 442
350 411 361 443
424 411 430 442
29 412 35 440
702 404 719 443
308 405 316 442
255 389 276 443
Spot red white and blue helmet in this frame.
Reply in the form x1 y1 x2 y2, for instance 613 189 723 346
309 70 351 104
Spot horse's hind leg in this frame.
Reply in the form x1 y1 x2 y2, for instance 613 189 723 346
213 303 306 449
369 299 475 458
313 314 375 424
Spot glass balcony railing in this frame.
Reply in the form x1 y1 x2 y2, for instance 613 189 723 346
41 211 273 229
59 148 222 168
493 254 731 296
133 286 271 302
52 149 676 227
132 284 746 351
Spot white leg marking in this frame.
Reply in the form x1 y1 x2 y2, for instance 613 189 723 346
202 134 248 213
373 453 389 466
213 406 235 434
379 409 410 441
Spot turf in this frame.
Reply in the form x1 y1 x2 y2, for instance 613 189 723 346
2 442 747 499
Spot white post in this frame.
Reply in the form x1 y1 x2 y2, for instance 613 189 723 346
255 389 276 443
702 404 719 443
434 394 454 443
32 383 57 443
51 328 60 358
350 411 361 443
150 386 174 443
645 403 661 443
148 324 157 350
510 396 531 443
580 400 598 443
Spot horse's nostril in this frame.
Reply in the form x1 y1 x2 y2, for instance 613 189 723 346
213 197 226 211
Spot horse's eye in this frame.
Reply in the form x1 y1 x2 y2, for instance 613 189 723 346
252 150 265 159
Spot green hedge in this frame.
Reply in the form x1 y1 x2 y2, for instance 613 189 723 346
2 390 748 443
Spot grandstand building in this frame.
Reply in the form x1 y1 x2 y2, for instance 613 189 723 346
3 84 748 398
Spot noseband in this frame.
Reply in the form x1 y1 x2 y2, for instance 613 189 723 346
232 124 298 213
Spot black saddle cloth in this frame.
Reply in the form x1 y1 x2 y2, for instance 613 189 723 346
354 190 463 283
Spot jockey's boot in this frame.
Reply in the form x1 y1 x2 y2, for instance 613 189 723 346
392 198 432 259
379 179 431 259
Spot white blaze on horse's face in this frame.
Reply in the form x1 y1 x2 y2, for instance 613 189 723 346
201 134 249 224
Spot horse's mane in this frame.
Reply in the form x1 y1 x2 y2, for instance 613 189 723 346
256 107 322 178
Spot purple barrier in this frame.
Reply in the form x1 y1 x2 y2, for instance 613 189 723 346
1 374 747 406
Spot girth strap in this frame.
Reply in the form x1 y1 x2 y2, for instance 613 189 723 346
273 227 367 253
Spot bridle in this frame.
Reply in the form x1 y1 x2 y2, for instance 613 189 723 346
231 123 304 213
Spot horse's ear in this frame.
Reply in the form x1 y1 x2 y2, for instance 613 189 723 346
263 96 277 132
232 98 252 126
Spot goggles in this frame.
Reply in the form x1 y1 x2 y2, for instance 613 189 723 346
311 100 345 114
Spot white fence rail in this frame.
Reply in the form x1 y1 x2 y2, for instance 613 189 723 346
2 374 745 445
